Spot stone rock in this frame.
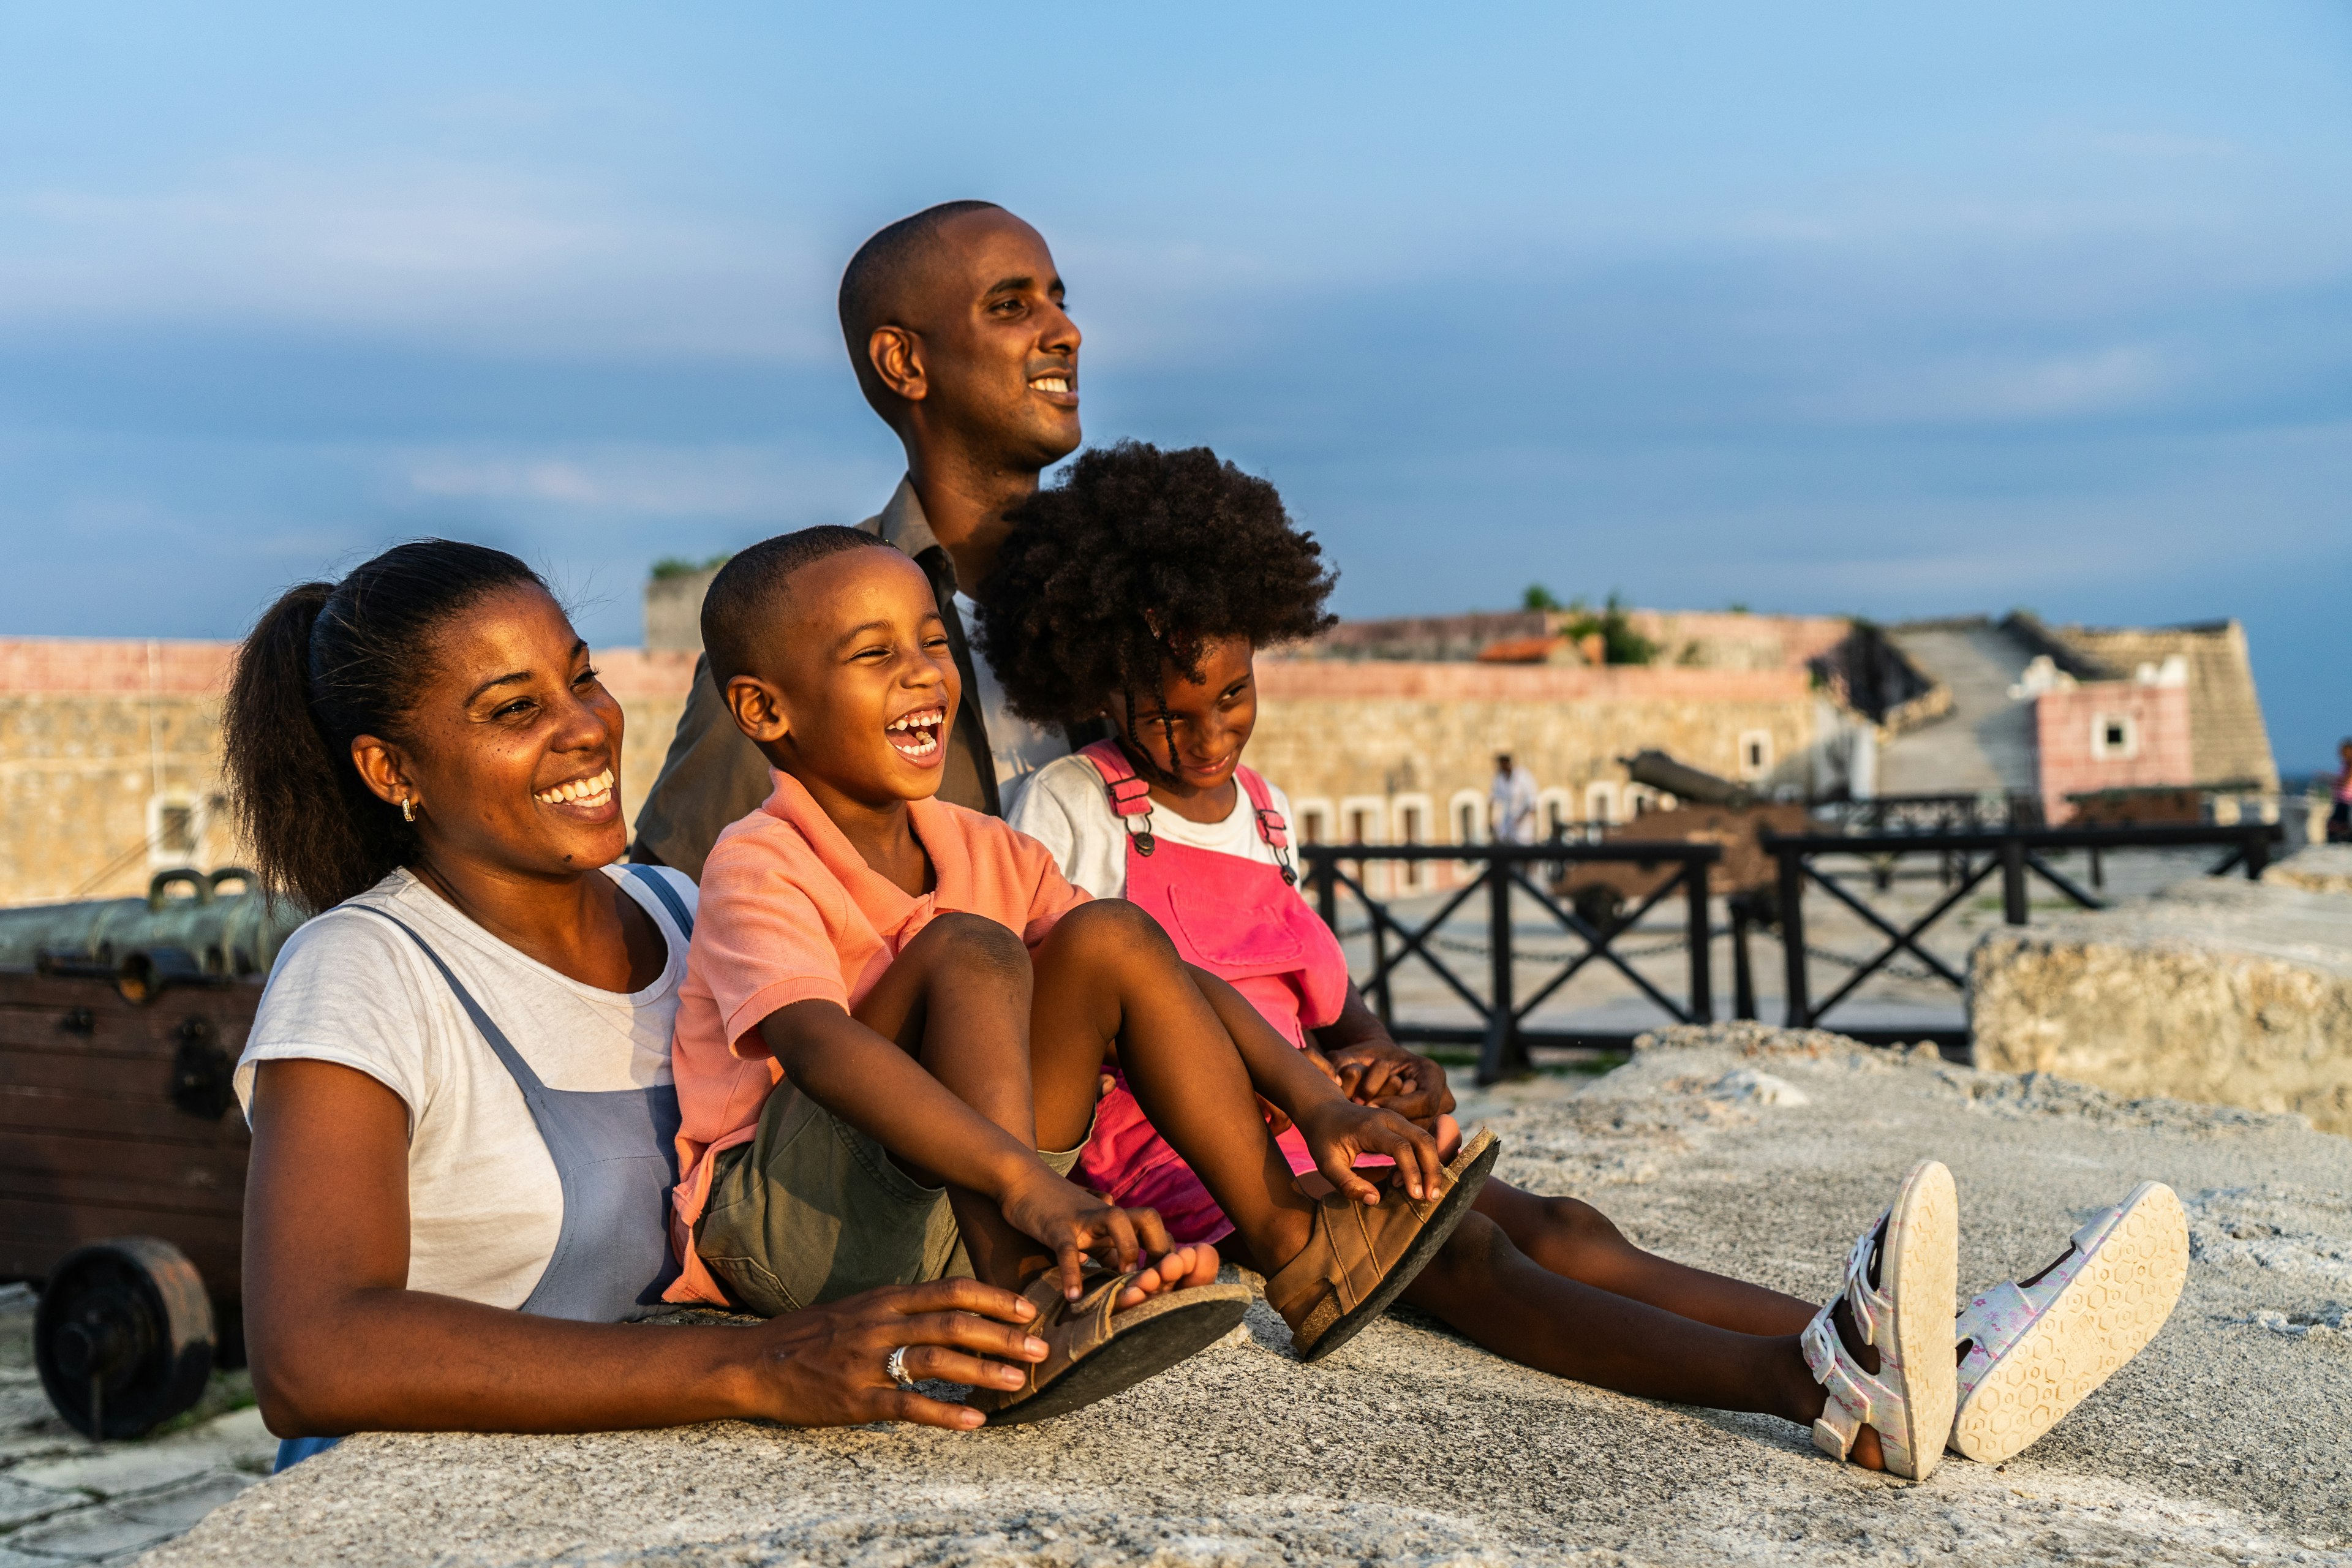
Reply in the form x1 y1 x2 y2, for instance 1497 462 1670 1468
2269 843 2352 898
140 1025 2352 1568
1970 876 2352 1133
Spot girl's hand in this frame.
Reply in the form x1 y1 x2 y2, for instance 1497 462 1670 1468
744 1278 1049 1430
1293 1098 1444 1207
997 1165 1177 1301
1327 1041 1456 1127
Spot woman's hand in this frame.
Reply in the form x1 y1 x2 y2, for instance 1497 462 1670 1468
741 1278 1051 1430
996 1165 1178 1300
1292 1097 1444 1208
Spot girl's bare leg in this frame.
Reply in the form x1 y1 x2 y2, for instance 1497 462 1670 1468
1402 1209 1889 1468
1474 1182 1816 1335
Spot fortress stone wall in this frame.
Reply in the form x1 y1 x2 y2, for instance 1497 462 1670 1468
0 639 695 908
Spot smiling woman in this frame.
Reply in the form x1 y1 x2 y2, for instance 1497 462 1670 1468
216 539 1057 1471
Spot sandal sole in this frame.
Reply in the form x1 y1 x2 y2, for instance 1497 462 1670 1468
981 1284 1250 1427
1883 1158 1959 1482
1296 1126 1501 1363
1948 1181 2187 1464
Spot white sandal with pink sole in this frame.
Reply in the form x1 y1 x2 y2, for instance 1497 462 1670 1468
1801 1159 1959 1482
1948 1180 2187 1464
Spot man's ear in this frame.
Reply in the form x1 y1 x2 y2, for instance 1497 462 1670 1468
867 325 927 404
723 675 792 745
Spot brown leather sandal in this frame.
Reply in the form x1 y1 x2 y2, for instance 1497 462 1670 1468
970 1269 1251 1427
1265 1125 1501 1362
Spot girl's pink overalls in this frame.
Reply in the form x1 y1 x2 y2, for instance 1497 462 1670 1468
1071 741 1353 1245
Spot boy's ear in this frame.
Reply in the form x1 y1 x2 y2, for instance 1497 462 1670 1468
723 674 791 745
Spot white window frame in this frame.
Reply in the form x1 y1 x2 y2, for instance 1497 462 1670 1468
1536 786 1575 843
1448 789 1486 845
1585 780 1621 826
1339 794 1391 898
1390 792 1434 891
2090 712 2139 761
1338 796 1388 846
1291 797 1335 847
145 794 208 872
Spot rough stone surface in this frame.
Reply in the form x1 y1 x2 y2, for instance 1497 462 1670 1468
1971 876 2352 1134
141 1025 2352 1567
2272 844 2352 899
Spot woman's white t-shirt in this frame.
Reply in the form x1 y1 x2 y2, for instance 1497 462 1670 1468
233 864 697 1311
1006 751 1297 900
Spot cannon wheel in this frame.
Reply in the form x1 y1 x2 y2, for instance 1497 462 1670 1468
34 1237 216 1440
1571 884 1626 936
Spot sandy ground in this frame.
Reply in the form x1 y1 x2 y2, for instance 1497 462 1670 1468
140 1024 2352 1568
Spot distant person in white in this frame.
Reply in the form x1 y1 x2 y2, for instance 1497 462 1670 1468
1490 753 1539 844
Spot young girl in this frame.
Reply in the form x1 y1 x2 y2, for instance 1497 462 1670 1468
982 440 2188 1480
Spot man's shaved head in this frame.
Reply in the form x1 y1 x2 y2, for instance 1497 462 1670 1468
838 201 1004 405
835 200 1080 480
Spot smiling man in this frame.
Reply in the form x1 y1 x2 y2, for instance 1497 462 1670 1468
631 201 1090 877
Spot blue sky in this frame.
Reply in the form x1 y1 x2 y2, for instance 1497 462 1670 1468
2 3 2348 767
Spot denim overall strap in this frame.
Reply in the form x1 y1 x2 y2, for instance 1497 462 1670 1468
277 884 687 1474
622 862 695 938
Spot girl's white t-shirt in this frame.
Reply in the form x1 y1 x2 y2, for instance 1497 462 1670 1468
1006 750 1297 900
233 864 697 1311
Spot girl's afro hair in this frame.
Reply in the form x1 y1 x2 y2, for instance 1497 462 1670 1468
974 441 1339 727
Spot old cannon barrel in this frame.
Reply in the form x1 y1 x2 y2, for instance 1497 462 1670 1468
0 869 304 1001
1621 748 1753 810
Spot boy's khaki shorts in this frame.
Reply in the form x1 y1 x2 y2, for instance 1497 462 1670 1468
695 1082 1089 1319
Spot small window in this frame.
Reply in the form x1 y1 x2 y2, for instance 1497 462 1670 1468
2090 714 2139 761
1298 807 1326 844
146 794 206 869
1455 801 1478 843
1585 782 1619 825
157 804 195 854
1737 729 1774 781
1347 808 1373 844
1398 804 1423 843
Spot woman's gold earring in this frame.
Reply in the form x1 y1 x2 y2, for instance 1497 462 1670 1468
401 797 417 824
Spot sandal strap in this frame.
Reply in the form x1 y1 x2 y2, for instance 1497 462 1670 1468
1265 1201 1379 1324
1839 1216 1888 1344
1803 1258 1913 1469
1004 1270 1142 1401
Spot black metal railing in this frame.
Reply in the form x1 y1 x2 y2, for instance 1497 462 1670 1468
1759 820 2282 1049
1302 841 1721 1084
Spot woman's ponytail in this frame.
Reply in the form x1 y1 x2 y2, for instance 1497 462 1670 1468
221 541 542 914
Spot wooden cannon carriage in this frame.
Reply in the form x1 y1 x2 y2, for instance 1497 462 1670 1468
0 871 297 1438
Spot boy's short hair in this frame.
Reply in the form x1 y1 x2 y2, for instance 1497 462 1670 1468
701 526 896 692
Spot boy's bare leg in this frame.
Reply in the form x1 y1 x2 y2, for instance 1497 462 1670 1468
850 913 1209 1304
1027 902 1318 1276
1401 1212 1888 1468
1474 1183 1816 1335
850 913 1049 1292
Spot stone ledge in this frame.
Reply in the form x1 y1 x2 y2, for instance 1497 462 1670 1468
1970 877 2352 1133
138 1026 2352 1568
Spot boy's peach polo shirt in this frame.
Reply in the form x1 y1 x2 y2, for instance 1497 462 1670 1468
663 769 1088 1305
